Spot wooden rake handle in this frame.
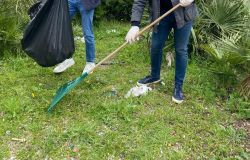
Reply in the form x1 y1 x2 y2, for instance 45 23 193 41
89 3 181 74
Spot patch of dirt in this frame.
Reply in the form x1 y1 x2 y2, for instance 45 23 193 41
99 61 125 69
234 120 250 152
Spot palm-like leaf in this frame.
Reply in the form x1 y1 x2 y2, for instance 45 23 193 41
202 34 250 65
200 0 248 36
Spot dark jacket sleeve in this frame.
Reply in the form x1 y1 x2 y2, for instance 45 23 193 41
131 0 147 24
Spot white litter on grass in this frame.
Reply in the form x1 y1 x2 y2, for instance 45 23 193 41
74 36 85 43
125 85 152 98
74 36 81 40
106 29 117 34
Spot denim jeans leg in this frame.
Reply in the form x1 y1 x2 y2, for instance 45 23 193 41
150 17 173 79
174 21 193 88
78 2 95 62
68 0 77 19
67 0 77 58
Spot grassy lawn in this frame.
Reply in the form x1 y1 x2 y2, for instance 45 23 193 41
0 21 249 159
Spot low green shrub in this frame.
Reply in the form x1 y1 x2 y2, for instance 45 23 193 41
95 0 133 21
0 0 34 58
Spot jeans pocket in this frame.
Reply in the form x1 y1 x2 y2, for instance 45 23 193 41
184 3 198 22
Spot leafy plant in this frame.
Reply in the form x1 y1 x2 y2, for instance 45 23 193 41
95 0 133 21
0 0 19 57
202 34 250 65
0 0 35 58
199 0 248 37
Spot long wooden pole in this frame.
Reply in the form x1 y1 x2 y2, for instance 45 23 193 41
89 4 181 74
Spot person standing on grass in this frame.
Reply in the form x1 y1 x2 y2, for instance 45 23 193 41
53 0 100 74
125 0 198 104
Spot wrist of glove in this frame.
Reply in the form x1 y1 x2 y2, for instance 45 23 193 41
180 0 194 7
125 26 140 44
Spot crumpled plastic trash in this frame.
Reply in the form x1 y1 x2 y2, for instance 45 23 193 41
74 36 80 40
106 29 117 34
74 36 85 43
125 85 152 98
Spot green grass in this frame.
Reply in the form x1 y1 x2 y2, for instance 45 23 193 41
0 21 249 159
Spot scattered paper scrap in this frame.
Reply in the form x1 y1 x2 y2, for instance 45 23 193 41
125 85 152 98
11 138 26 142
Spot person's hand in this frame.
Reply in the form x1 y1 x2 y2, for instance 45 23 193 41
125 26 140 44
180 0 194 7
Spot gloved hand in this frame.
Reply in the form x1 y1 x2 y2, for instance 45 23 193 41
180 0 194 7
125 26 140 44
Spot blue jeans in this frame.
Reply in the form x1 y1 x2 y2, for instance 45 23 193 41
150 13 192 88
68 0 95 62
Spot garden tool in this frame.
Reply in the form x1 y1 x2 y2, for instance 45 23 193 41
47 3 181 112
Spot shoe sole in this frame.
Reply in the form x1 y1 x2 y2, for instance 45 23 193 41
172 96 183 104
137 79 161 86
53 61 75 74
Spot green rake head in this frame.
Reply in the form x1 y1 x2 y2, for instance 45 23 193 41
47 72 88 113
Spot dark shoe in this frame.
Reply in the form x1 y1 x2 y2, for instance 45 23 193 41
172 86 184 104
137 76 161 86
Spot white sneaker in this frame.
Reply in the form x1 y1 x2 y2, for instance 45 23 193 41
53 58 75 73
82 62 95 74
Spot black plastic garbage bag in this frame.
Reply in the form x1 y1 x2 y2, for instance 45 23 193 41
21 0 75 67
28 0 46 19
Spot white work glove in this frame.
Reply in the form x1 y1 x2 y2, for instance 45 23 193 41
180 0 194 7
125 26 140 44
